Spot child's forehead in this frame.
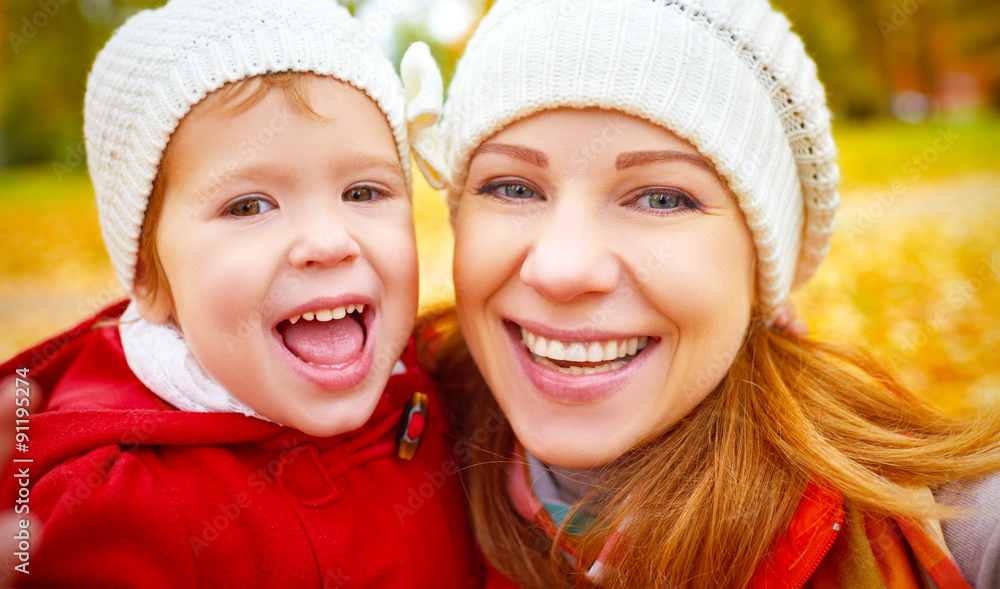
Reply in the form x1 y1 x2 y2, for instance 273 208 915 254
168 73 402 170
190 74 374 123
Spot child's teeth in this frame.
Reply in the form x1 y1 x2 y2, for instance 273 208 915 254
289 304 366 324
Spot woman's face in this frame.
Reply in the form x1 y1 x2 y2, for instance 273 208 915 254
454 109 757 468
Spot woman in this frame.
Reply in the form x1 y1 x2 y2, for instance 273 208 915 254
423 0 1000 586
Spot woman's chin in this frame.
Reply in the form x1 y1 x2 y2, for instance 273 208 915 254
512 421 632 469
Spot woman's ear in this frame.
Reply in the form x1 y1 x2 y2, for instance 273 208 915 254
133 286 174 325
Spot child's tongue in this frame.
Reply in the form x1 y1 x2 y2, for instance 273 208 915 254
281 316 364 366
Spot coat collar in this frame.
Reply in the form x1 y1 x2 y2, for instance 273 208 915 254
506 442 844 586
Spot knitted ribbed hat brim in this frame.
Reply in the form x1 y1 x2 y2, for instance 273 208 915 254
85 0 439 294
442 0 839 311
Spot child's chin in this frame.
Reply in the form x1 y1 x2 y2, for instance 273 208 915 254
285 398 381 438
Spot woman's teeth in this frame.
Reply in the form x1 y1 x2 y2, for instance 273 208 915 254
520 327 649 374
288 304 365 325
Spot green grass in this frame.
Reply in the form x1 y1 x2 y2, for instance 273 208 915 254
0 165 92 203
833 113 1000 193
4 113 1000 201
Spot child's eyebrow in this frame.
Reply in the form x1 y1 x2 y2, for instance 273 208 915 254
473 143 549 168
204 154 405 190
344 153 407 179
207 161 294 188
616 150 720 180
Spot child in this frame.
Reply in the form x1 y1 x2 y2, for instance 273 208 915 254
0 0 477 586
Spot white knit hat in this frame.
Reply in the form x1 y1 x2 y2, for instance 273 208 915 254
442 0 840 312
85 0 444 294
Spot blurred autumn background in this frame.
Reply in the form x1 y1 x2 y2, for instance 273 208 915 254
1 0 998 413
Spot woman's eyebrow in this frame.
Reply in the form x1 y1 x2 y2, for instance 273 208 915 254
616 150 721 179
473 143 549 168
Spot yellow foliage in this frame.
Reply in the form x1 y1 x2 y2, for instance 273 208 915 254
2 168 998 415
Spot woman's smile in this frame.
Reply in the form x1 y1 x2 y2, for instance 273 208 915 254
454 108 757 467
504 319 661 404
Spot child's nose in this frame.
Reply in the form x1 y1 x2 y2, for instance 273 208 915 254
519 207 620 302
287 222 361 270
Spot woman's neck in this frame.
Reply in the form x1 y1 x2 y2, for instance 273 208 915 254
528 450 625 516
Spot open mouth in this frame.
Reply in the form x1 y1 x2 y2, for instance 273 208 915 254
518 325 652 375
276 303 370 368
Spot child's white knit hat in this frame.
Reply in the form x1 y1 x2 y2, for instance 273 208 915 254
85 0 444 295
442 0 840 313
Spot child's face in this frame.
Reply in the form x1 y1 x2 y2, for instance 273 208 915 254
142 76 418 437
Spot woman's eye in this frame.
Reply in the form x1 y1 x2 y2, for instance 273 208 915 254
498 184 536 199
478 182 539 201
227 197 275 217
343 187 381 202
634 190 698 213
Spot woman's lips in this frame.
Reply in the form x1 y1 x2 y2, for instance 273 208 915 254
505 321 657 404
519 325 650 372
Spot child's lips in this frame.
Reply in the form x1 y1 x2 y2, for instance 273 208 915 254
270 297 378 390
277 311 365 367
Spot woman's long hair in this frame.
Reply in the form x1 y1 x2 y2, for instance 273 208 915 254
420 306 1000 588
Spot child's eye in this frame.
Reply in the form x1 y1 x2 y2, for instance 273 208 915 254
227 196 275 217
631 189 701 214
477 182 540 202
343 187 383 202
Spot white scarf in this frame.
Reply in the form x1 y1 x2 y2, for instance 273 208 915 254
119 302 407 423
119 302 274 421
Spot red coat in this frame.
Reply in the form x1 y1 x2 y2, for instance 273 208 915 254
1 301 480 588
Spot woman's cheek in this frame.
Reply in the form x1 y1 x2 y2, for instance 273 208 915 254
453 200 508 298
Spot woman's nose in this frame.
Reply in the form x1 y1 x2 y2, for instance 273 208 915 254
519 208 620 302
287 216 362 270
